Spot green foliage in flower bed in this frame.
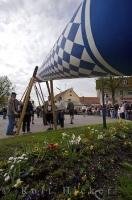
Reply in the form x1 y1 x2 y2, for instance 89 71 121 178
118 162 132 200
0 121 131 200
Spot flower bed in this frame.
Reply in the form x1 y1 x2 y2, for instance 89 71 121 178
0 121 131 200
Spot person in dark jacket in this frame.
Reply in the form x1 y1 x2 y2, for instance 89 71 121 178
21 100 33 133
6 92 20 135
2 107 7 119
67 99 74 124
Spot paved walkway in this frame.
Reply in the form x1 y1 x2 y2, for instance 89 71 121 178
0 114 115 139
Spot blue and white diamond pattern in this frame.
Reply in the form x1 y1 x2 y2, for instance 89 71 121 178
37 1 108 81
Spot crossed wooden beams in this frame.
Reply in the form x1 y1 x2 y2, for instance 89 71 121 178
16 66 57 135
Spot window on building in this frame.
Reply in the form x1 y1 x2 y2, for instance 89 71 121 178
128 90 132 95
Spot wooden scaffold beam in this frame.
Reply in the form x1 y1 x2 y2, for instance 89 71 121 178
16 66 38 134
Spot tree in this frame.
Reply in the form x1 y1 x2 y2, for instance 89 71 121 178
0 76 13 108
96 76 123 106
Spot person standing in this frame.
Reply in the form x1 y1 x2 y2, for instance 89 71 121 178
6 92 19 135
82 105 87 117
2 107 7 119
120 103 125 119
42 104 47 126
45 96 53 130
36 106 41 118
56 96 65 128
67 99 74 124
31 100 35 124
22 99 33 133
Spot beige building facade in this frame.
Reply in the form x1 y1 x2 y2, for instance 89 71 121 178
55 88 100 108
97 77 132 104
55 88 81 108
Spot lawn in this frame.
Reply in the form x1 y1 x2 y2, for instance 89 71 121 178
0 121 132 200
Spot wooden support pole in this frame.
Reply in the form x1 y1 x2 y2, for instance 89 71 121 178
50 80 57 130
46 81 51 96
16 66 38 134
38 82 45 104
37 82 47 118
34 85 41 107
35 84 44 105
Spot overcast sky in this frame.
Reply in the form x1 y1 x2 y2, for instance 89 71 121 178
0 0 97 103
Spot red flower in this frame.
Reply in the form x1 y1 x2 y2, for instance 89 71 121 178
47 143 59 150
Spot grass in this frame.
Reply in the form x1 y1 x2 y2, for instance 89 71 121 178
0 124 104 160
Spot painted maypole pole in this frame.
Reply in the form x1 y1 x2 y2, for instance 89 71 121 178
37 0 132 81
36 0 132 129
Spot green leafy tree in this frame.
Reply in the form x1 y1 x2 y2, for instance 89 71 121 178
0 76 13 108
96 76 123 106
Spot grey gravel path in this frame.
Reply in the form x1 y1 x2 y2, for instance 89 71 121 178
0 114 115 139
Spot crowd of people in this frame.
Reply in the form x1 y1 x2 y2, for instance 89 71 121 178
82 102 132 120
3 92 75 135
1 92 132 136
43 96 75 130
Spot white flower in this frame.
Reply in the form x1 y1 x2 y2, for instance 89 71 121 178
90 145 94 150
70 140 74 145
62 132 67 137
16 160 21 164
4 173 8 177
69 135 81 145
8 157 14 161
17 157 22 160
21 154 26 157
122 134 126 139
76 136 81 144
5 175 10 182
72 134 75 140
13 158 17 163
14 178 23 188
97 135 104 140
10 165 14 170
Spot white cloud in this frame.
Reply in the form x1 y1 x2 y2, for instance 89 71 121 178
0 0 97 104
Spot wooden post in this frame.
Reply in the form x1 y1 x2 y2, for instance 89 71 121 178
38 82 45 104
35 84 44 105
16 66 38 134
37 83 47 125
46 81 51 96
34 85 41 107
50 80 57 130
